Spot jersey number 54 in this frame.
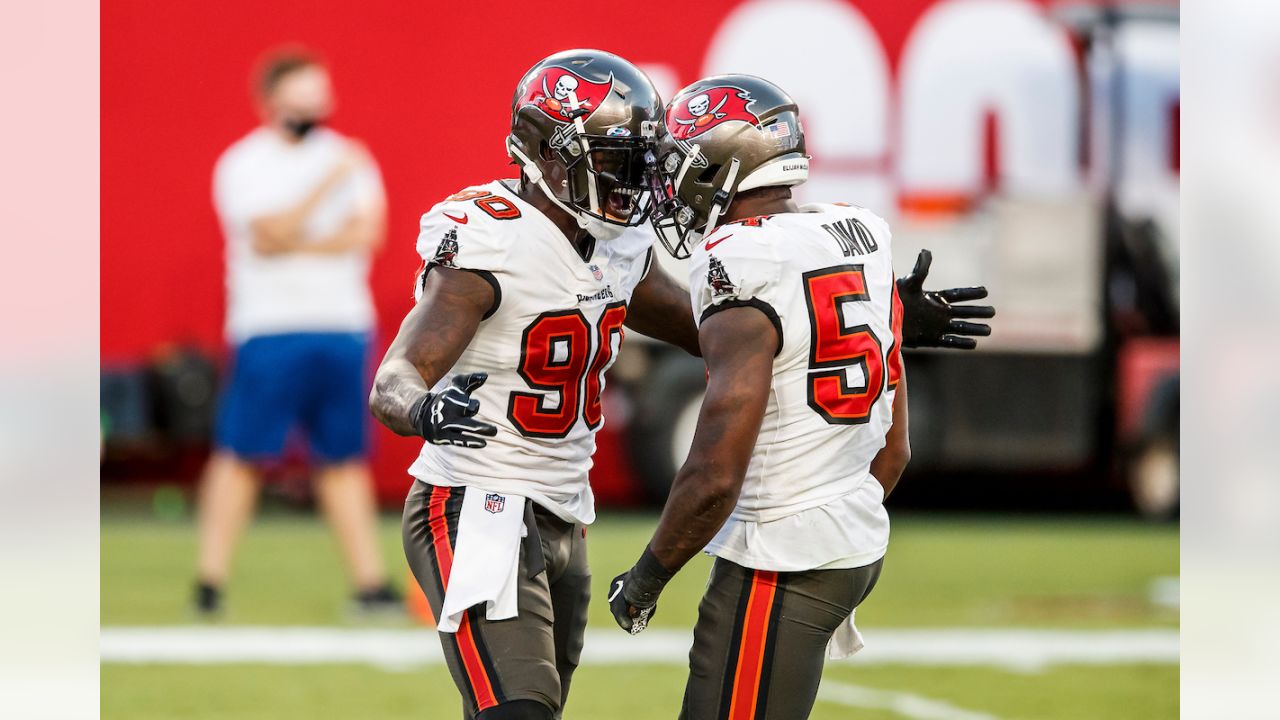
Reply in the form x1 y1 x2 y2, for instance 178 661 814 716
803 265 903 425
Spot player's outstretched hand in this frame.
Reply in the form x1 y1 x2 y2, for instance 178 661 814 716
607 569 658 635
410 372 498 448
896 249 995 350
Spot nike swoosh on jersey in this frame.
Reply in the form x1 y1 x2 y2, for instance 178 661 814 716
608 580 624 602
704 233 733 250
443 212 469 224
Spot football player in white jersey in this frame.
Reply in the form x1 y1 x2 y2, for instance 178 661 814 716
605 75 988 719
369 50 702 720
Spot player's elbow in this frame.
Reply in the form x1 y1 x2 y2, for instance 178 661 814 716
707 477 742 508
681 465 744 514
367 381 389 427
367 367 399 428
885 437 911 480
871 438 911 498
893 438 912 473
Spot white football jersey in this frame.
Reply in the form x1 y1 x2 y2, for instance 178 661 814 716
408 180 653 525
688 203 904 570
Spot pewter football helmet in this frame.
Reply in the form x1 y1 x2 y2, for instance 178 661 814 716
506 49 664 229
652 75 809 258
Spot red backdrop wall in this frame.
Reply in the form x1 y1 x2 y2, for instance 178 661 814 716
103 0 1072 498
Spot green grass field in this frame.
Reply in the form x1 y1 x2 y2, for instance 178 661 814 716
102 510 1179 719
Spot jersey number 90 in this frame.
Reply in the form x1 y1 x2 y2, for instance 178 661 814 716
508 303 628 437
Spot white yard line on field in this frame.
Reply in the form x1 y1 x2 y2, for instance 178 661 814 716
100 626 1178 672
818 680 1001 720
839 628 1179 671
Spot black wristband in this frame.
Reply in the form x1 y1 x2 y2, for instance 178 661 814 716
408 392 435 439
628 546 677 604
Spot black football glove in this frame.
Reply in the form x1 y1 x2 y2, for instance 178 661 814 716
409 372 498 448
897 249 995 350
607 548 675 635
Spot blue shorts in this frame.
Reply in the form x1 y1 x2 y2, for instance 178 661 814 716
215 332 372 463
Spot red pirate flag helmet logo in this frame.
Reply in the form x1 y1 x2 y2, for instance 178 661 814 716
666 86 760 141
517 67 614 123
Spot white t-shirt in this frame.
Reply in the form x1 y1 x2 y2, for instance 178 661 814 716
213 127 383 342
688 203 904 571
407 180 655 525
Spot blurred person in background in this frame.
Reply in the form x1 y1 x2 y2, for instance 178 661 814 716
193 48 400 617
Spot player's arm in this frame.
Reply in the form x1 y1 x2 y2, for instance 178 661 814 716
897 249 995 349
869 374 910 498
608 305 777 633
369 267 497 446
625 260 702 356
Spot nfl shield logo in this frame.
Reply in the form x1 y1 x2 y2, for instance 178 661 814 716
590 264 603 281
484 493 506 514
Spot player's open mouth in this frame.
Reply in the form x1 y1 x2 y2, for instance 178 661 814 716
605 187 640 221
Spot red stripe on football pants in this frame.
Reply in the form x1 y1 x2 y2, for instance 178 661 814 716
428 485 499 711
728 570 779 720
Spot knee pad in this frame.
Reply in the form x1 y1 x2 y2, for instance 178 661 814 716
476 699 554 720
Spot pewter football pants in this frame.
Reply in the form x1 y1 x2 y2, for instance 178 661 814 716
402 482 590 719
679 556 884 720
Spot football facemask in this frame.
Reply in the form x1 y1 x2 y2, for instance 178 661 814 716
650 145 703 259
559 135 659 227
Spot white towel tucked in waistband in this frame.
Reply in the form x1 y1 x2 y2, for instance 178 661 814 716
826 608 866 660
437 487 526 634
